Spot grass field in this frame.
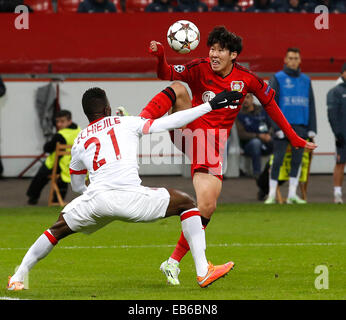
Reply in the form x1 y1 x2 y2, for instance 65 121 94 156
1 204 346 300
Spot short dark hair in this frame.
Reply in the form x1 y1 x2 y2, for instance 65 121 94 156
286 47 301 55
82 87 108 116
55 110 72 120
207 26 243 55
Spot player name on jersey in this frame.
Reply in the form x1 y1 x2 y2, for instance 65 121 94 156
77 117 121 143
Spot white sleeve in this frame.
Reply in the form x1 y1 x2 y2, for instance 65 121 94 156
71 174 87 194
142 103 212 134
69 144 88 194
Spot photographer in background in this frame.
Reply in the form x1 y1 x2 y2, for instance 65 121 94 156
26 110 80 205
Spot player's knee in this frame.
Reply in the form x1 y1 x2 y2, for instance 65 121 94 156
49 213 73 240
170 82 188 99
198 202 216 219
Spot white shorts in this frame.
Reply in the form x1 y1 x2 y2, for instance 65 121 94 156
62 186 170 234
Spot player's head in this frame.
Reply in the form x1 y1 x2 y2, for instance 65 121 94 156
207 26 242 76
82 87 111 122
55 110 72 131
284 47 301 71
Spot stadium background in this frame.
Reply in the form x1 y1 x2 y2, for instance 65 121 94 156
1 0 346 303
0 6 345 179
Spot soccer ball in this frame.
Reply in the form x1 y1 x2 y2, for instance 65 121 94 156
167 20 200 54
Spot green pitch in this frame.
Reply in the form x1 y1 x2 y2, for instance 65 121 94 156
1 204 345 300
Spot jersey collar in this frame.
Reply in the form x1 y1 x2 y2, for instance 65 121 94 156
88 117 105 126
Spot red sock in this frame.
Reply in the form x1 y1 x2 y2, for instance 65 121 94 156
139 87 176 119
170 223 208 263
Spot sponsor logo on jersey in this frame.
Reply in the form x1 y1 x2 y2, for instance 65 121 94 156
230 81 244 92
174 65 185 73
202 91 216 103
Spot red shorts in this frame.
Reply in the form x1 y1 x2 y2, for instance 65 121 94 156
170 118 228 181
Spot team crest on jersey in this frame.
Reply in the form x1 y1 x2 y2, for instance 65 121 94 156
202 91 216 103
230 81 244 92
174 65 185 73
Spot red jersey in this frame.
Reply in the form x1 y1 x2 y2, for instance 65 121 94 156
161 58 275 133
150 44 307 178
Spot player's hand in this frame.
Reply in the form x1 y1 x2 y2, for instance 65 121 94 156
304 141 317 151
209 90 243 110
149 41 164 57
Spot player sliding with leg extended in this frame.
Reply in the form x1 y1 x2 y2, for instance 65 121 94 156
139 26 317 285
7 87 242 291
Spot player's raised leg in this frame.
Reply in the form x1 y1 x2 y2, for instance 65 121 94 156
139 81 192 119
162 187 234 288
7 213 74 291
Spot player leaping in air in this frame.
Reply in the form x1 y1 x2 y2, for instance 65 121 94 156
138 25 317 285
7 86 242 291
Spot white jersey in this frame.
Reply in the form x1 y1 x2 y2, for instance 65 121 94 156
69 102 212 198
69 116 150 197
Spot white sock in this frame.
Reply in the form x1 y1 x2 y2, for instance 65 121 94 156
11 231 56 283
180 210 208 277
168 257 179 265
334 186 342 196
268 179 278 198
288 177 299 198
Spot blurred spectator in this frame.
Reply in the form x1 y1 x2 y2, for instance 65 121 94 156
145 0 175 12
26 110 80 205
265 47 317 204
0 0 32 12
284 0 307 12
318 0 346 13
305 0 345 13
77 0 116 13
176 0 208 12
212 0 242 11
236 93 273 179
0 75 6 178
327 63 346 204
245 0 277 12
270 0 286 11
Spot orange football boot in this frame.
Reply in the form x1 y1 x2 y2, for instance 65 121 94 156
7 276 25 291
197 261 235 288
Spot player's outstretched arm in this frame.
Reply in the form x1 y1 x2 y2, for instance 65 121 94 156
146 91 242 134
149 41 172 80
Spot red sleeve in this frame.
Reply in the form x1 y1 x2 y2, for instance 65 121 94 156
264 98 306 148
248 72 275 106
150 43 190 82
150 43 173 80
247 72 306 148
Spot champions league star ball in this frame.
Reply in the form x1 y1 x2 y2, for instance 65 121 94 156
167 20 200 54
